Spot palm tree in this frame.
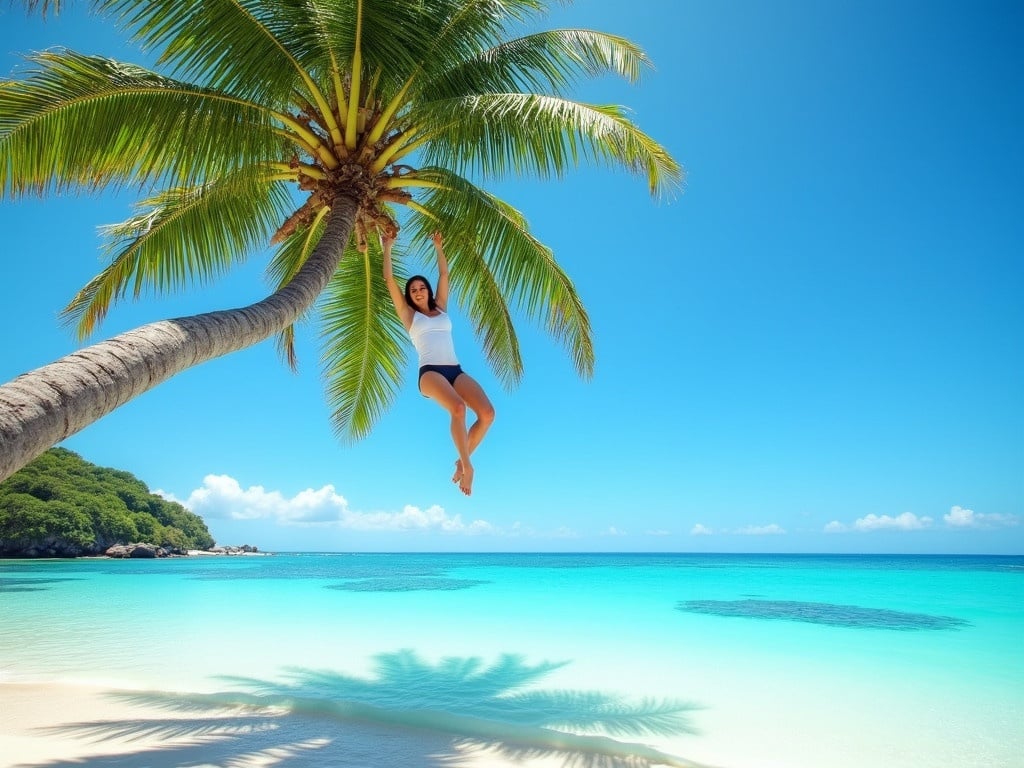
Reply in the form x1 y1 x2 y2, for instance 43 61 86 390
0 0 680 483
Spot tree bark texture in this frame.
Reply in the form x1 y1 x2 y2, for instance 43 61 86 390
0 194 357 483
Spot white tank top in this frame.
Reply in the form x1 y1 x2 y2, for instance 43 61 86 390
408 310 459 366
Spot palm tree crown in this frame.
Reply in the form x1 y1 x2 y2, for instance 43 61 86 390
1 0 680 446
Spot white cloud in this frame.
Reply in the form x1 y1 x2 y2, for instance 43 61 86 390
347 504 495 534
646 529 672 536
943 505 1019 529
160 474 494 534
690 523 713 536
853 512 932 531
736 524 786 536
507 521 535 537
604 526 626 536
820 506 1020 535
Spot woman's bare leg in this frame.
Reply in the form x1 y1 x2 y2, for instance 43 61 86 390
419 372 474 495
450 374 495 487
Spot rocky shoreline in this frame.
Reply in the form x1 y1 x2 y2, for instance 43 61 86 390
105 543 264 558
2 542 264 559
187 545 267 557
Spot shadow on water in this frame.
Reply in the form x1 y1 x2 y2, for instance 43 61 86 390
677 599 970 631
22 650 708 768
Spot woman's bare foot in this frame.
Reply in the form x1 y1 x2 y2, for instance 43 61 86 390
452 459 463 485
459 464 474 496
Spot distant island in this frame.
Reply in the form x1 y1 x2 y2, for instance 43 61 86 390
0 447 224 558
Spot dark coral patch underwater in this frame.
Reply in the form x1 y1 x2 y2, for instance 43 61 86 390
0 577 79 593
677 599 969 630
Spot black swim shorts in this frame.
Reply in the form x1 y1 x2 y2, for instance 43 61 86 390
418 364 465 388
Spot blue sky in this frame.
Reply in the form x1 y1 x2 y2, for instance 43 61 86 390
1 1 1021 554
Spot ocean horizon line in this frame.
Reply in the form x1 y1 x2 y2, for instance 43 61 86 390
210 549 1024 558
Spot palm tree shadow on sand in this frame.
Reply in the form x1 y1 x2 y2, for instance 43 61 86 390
25 650 711 768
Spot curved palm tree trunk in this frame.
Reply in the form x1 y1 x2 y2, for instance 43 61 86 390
0 194 358 484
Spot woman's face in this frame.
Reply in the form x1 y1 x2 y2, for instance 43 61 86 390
408 279 430 309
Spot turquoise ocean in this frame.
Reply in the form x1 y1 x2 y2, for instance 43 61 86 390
1 553 1022 768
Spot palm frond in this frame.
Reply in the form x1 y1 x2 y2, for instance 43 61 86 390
20 0 64 15
268 206 331 371
427 29 651 99
0 50 278 197
414 0 522 71
415 93 681 199
98 0 330 110
319 240 409 442
325 0 435 102
444 231 524 389
407 167 593 381
61 168 293 338
362 0 553 134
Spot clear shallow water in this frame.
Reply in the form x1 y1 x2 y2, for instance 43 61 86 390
1 553 1022 767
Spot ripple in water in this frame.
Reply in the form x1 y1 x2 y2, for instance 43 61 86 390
328 577 490 592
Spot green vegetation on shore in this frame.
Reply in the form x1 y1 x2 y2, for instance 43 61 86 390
0 447 214 556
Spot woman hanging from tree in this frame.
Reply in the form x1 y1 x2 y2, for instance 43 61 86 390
381 230 495 496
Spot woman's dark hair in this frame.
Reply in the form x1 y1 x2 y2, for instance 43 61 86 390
404 275 437 311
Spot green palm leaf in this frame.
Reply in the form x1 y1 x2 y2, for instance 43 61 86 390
268 207 331 370
267 209 330 290
428 29 651 98
61 168 294 338
21 0 63 14
364 0 557 121
101 0 445 114
100 0 326 105
415 93 681 196
0 50 278 196
335 0 442 91
319 240 409 441
441 229 524 389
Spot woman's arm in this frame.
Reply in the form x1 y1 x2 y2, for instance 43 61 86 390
432 231 450 311
381 230 413 328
